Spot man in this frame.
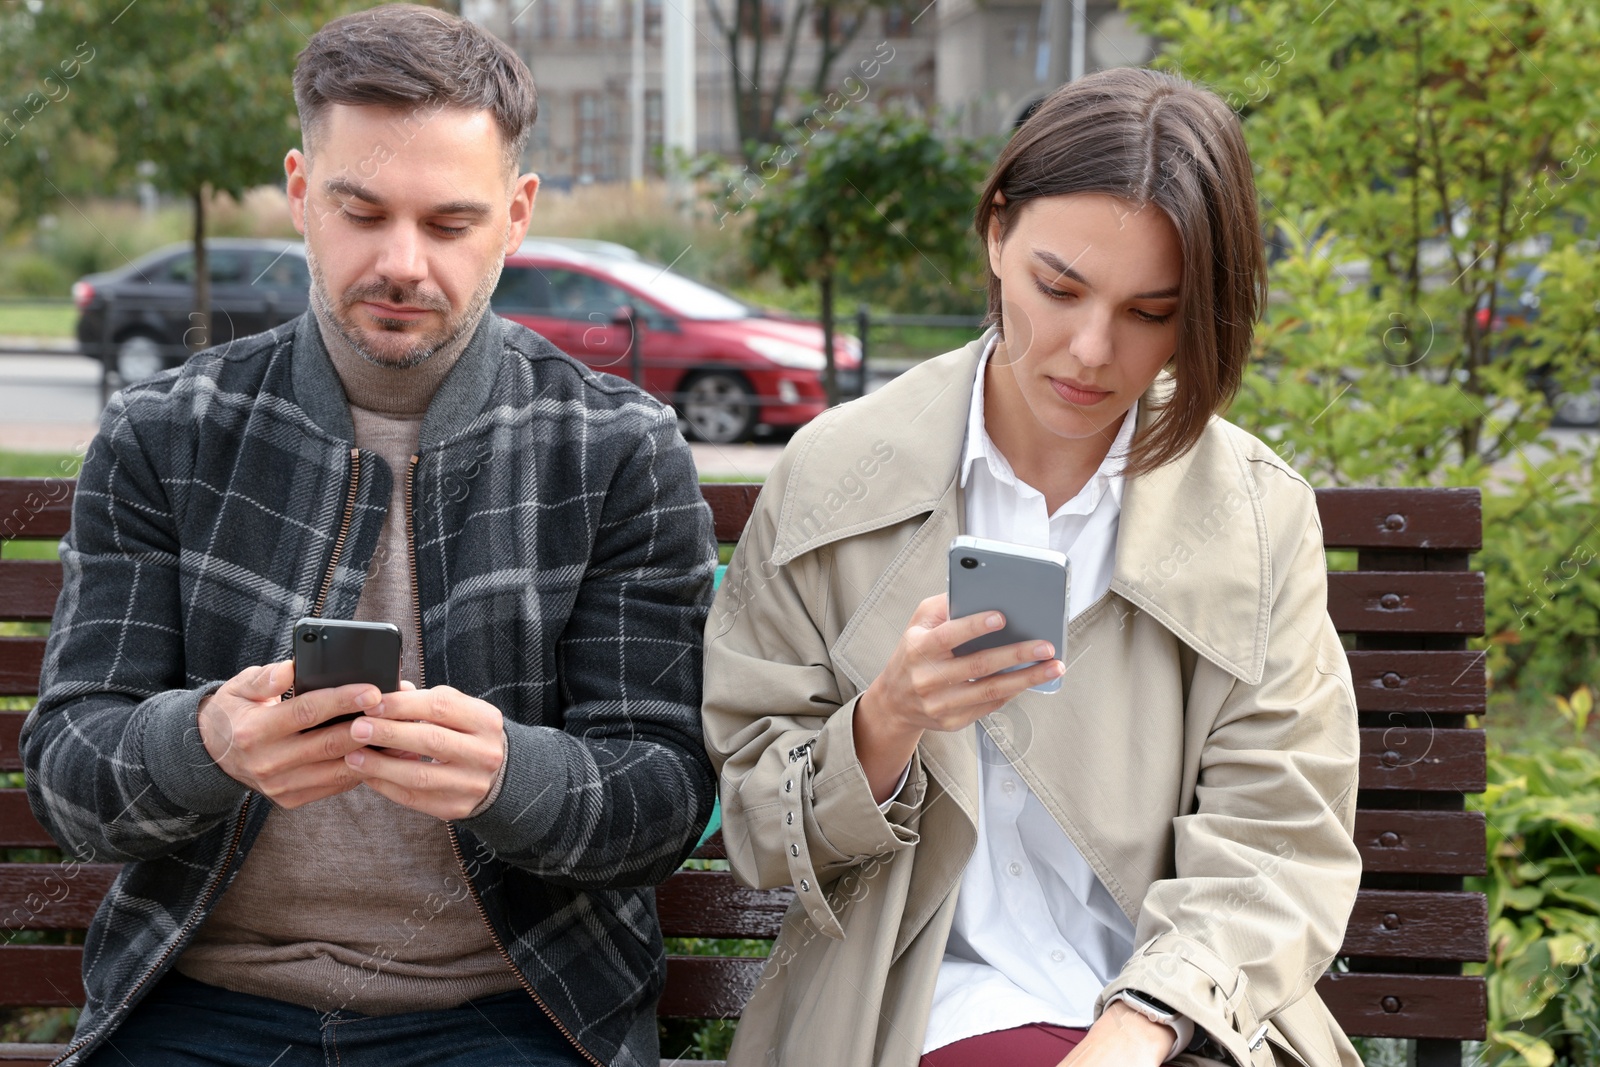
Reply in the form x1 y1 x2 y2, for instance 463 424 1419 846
22 6 717 1065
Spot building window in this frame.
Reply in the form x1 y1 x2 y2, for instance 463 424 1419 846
575 0 599 38
645 89 664 174
741 0 784 35
576 90 605 179
645 0 662 37
883 3 912 36
535 0 560 38
811 6 859 39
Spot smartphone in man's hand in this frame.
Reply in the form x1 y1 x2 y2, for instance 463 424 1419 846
292 617 402 727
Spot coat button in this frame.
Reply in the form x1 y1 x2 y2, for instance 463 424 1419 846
799 879 811 892
1008 861 1023 877
785 779 793 793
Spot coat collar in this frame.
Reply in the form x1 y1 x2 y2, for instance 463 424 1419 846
290 309 505 449
772 333 1271 686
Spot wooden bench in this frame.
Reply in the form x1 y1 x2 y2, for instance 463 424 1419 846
0 478 1487 1065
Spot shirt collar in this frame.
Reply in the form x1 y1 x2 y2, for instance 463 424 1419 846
959 333 1139 512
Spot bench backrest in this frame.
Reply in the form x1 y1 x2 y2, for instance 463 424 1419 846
0 479 1486 1055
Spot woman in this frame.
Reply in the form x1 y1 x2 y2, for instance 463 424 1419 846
702 68 1362 1067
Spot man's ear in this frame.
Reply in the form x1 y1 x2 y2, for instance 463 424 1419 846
285 149 310 237
504 172 540 254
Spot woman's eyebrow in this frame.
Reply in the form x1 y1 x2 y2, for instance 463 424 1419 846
1033 248 1180 300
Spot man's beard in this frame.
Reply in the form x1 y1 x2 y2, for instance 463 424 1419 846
306 245 502 370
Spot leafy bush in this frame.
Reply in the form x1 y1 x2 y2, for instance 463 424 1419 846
1125 0 1600 700
0 253 69 298
1470 702 1600 1066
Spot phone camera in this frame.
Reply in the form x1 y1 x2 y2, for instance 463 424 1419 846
960 557 979 570
300 630 319 644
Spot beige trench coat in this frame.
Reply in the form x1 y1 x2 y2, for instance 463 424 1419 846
701 338 1363 1067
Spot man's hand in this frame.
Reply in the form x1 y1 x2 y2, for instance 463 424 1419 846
1058 1000 1176 1067
197 659 377 809
342 685 507 820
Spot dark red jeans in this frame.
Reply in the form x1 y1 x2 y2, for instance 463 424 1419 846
920 1023 1090 1067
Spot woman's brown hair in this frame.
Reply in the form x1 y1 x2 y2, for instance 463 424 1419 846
976 67 1266 476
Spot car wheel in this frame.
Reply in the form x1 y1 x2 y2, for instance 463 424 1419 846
115 334 166 383
681 371 757 444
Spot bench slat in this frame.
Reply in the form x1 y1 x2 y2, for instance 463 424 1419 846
1345 650 1485 714
1316 973 1486 1040
0 480 75 542
0 863 119 930
0 1044 64 1066
1326 571 1485 635
1355 810 1486 876
698 483 762 544
660 955 763 1020
0 711 28 773
0 791 53 849
0 562 63 623
1357 728 1485 792
0 945 83 1006
1339 890 1487 961
657 870 791 940
0 638 46 698
1313 487 1482 552
0 868 1488 964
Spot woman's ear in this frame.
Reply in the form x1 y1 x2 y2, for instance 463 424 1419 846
986 196 1007 278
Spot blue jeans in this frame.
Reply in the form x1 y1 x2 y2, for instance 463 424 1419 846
79 970 593 1067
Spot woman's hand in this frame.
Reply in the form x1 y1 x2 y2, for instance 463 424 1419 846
854 593 1064 801
1057 1000 1175 1067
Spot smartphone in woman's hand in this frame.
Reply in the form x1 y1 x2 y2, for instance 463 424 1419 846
948 536 1069 694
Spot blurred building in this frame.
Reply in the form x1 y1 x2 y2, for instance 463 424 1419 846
462 0 1153 186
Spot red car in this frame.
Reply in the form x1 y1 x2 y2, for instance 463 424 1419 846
492 239 860 442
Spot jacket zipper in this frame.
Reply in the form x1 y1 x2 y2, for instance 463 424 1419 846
52 449 364 1066
310 448 362 621
404 454 604 1067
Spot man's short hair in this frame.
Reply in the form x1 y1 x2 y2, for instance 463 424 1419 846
293 3 538 173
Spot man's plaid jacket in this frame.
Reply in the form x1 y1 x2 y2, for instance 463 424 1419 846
21 310 719 1067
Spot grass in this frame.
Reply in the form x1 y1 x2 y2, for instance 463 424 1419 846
0 302 75 338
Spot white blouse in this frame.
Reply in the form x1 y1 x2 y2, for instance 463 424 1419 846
920 336 1146 1054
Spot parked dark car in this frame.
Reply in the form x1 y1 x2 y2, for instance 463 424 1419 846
73 239 310 382
492 239 861 443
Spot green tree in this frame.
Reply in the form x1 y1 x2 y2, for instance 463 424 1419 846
1122 0 1600 701
729 107 991 403
0 1 366 346
704 0 901 166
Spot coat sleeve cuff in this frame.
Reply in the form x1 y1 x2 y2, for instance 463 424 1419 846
458 716 563 845
808 694 926 856
466 729 510 819
140 682 248 815
1099 932 1264 1067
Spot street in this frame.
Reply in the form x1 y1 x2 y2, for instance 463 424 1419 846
0 351 791 476
2 351 1590 483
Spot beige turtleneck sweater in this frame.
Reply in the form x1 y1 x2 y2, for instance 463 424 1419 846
176 313 523 1014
